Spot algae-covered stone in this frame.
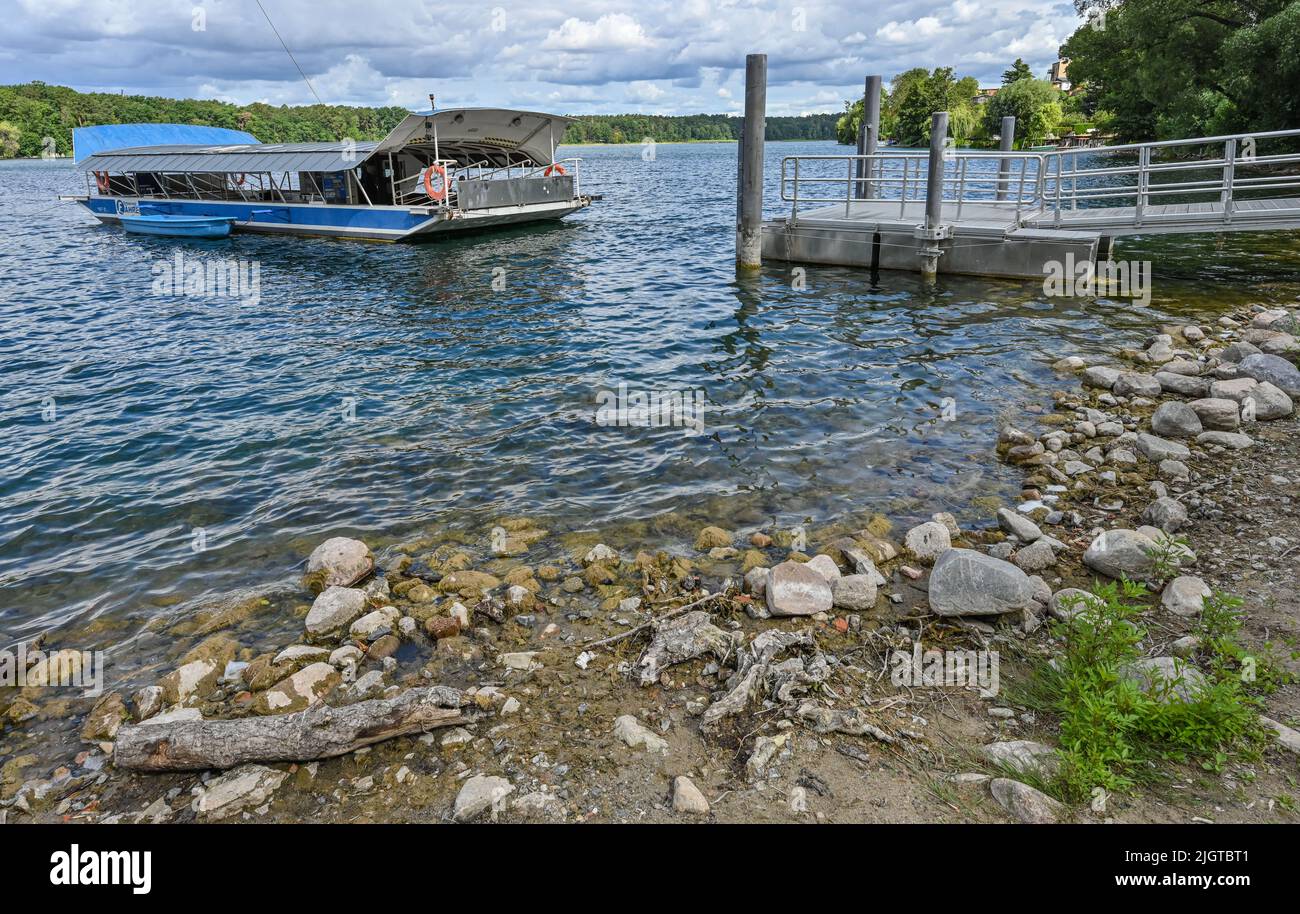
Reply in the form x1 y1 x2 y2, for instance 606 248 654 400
254 662 340 715
80 692 128 742
158 659 220 705
694 526 732 551
196 764 288 820
303 536 373 593
439 570 501 597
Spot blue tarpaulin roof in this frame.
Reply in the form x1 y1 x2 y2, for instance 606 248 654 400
73 123 260 163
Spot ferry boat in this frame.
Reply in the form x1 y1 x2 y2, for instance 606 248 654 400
63 109 593 243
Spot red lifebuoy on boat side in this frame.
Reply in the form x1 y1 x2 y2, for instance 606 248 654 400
94 171 111 194
422 164 448 201
544 164 566 177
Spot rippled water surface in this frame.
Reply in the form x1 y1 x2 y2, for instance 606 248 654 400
3 142 1299 644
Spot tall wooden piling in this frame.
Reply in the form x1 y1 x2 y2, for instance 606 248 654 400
737 53 767 270
920 111 949 280
996 116 1016 201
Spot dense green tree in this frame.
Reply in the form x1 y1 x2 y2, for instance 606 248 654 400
983 78 1064 146
1002 58 1034 85
1063 0 1300 140
0 119 19 157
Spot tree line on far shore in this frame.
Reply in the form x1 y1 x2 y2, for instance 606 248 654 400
0 82 838 158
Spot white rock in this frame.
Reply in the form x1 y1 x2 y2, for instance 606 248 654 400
613 715 668 753
305 586 368 637
195 764 287 821
765 561 833 617
805 554 842 584
1161 576 1210 617
904 521 952 563
453 775 514 822
672 776 710 815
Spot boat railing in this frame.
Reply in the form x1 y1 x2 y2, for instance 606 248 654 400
395 156 583 208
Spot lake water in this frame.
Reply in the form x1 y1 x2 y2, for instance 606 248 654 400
2 141 1299 652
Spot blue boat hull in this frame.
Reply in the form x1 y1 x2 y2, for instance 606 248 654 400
119 215 235 238
78 195 584 243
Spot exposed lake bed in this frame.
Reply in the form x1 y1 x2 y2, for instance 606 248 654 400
3 146 1300 823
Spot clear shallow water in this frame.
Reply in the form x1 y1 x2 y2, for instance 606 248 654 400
2 142 1299 646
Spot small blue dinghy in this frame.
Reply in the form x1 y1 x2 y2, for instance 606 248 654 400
118 214 236 239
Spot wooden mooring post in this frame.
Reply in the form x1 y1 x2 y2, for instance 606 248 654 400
736 53 767 270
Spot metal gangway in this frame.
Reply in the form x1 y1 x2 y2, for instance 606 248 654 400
778 128 1300 239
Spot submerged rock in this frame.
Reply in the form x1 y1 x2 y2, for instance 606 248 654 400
305 586 368 638
304 537 373 593
926 549 1036 617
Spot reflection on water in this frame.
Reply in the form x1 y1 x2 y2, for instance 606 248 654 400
1 143 1298 647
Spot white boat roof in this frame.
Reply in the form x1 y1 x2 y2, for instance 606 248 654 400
77 108 572 174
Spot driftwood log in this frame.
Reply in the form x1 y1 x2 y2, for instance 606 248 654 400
114 686 467 772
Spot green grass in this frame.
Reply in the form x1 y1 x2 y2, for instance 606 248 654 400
1013 581 1266 803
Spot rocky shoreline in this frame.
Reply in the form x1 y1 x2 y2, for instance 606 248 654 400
3 303 1300 824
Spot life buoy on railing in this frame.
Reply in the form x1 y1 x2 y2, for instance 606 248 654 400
422 164 449 202
544 163 566 177
232 173 247 186
94 171 111 194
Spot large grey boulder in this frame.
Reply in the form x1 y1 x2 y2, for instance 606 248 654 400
1083 529 1157 580
305 586 368 638
454 775 515 822
1242 381 1294 420
1113 372 1162 398
1082 366 1121 389
1154 372 1210 398
1135 433 1190 462
1237 352 1300 397
766 561 834 617
1188 397 1240 431
926 548 1036 617
1150 401 1202 438
1209 376 1258 402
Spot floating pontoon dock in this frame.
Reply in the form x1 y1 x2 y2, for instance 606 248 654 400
736 57 1300 279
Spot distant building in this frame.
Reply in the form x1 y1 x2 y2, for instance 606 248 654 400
974 86 999 104
1050 58 1071 91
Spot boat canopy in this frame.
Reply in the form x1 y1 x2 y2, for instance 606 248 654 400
76 108 574 175
372 109 575 167
73 123 259 163
78 141 379 175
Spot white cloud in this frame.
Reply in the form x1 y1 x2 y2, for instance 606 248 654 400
541 13 654 52
0 0 1086 116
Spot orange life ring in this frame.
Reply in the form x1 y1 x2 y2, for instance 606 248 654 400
544 163 566 177
422 164 448 201
232 173 247 186
94 171 111 193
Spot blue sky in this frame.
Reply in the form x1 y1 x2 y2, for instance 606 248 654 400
0 0 1084 114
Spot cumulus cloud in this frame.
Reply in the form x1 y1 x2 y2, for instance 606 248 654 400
0 0 1084 115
